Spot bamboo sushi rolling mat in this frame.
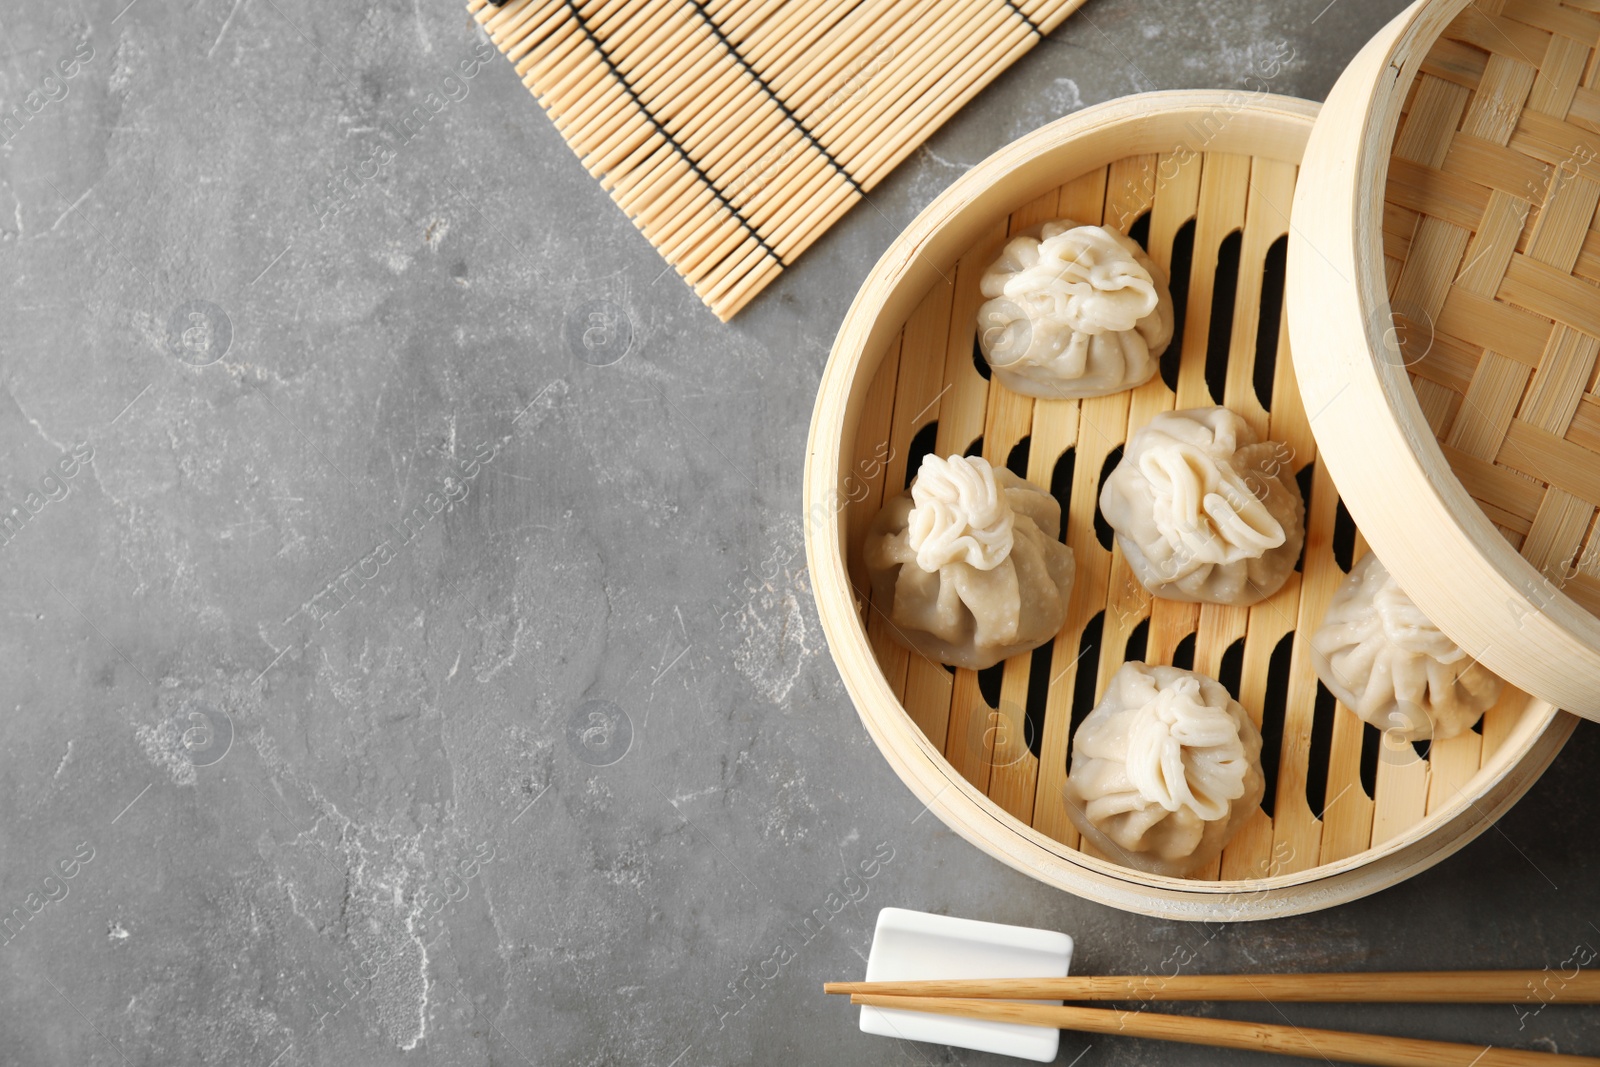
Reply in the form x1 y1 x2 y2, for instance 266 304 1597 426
1385 0 1600 617
468 0 1088 320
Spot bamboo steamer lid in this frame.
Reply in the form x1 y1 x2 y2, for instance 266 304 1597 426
1289 0 1600 719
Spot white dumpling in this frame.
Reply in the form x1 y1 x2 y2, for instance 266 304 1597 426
1100 407 1304 605
976 220 1174 399
1311 553 1502 741
1063 662 1264 878
864 454 1075 671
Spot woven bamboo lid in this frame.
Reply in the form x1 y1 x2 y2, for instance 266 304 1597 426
1289 0 1600 719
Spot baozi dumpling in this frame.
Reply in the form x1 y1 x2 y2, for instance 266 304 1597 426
1310 553 1502 741
976 220 1174 399
1100 407 1305 605
864 453 1075 670
1064 662 1264 877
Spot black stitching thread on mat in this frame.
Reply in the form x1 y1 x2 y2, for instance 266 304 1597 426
687 0 865 196
563 0 782 265
1002 0 1044 38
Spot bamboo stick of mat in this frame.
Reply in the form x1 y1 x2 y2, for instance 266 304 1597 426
847 995 1600 1067
468 0 1091 320
827 970 1600 1003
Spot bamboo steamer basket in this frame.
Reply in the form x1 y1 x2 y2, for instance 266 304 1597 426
1291 0 1600 719
804 89 1574 920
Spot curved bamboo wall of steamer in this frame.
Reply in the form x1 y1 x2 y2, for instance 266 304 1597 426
1290 0 1600 718
807 92 1573 919
467 0 1088 320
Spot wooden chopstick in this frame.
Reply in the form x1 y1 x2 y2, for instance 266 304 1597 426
826 970 1600 1003
848 995 1600 1067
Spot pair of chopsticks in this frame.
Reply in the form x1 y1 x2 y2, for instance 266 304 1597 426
825 972 1600 1066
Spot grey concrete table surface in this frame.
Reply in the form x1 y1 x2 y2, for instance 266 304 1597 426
1 0 1597 1064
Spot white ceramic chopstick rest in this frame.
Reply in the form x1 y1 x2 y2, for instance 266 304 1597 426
859 908 1073 1062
